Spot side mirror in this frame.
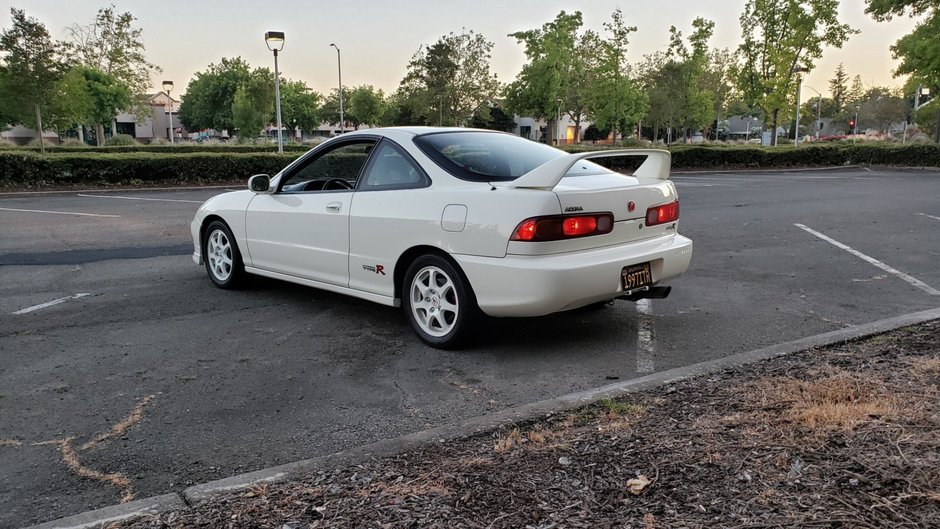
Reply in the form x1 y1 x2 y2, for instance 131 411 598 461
248 174 271 193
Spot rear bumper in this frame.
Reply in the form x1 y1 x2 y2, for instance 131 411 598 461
455 234 692 317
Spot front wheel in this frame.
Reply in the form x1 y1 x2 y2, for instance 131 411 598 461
403 255 479 349
203 220 245 289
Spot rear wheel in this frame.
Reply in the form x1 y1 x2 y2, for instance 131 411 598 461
203 220 245 289
403 255 478 349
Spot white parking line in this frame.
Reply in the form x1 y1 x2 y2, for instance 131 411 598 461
795 223 940 296
0 207 120 218
12 293 92 315
635 299 655 373
916 212 940 221
77 194 203 204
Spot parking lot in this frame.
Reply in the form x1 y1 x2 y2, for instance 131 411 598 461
1 168 939 527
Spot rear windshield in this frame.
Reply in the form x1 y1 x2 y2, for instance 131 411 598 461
413 131 566 182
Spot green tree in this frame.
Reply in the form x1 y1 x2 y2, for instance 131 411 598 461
857 86 907 133
867 0 940 86
231 72 274 139
399 30 501 126
469 104 516 131
66 6 161 121
505 11 583 142
587 10 648 141
0 8 70 153
45 67 95 133
735 0 857 145
317 87 351 129
179 57 253 132
829 63 849 113
348 85 387 128
279 80 321 135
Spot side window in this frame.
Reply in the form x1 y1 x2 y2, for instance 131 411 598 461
360 143 427 190
280 140 375 193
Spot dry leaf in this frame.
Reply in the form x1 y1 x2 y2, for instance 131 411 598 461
627 475 651 495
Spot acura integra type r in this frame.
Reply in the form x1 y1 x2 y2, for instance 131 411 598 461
191 128 693 348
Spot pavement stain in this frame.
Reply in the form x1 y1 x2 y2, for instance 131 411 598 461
3 394 156 503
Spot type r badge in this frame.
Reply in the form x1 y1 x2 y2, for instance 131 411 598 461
362 264 386 275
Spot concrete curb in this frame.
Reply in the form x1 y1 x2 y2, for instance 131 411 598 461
28 306 940 529
28 494 185 529
671 165 862 175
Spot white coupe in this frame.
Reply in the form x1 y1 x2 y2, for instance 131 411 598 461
191 127 692 348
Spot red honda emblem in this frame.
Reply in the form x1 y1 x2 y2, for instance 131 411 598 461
627 201 636 212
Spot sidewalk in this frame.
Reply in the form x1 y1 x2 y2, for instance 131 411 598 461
105 322 940 529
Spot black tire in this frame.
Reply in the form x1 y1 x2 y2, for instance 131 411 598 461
202 220 245 289
402 254 479 349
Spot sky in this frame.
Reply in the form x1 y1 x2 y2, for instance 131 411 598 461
0 0 923 104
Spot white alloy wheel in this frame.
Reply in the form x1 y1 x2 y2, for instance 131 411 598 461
403 255 478 348
203 220 244 289
207 228 234 282
410 265 460 337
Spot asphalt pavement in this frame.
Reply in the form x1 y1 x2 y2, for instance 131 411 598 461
1 168 939 527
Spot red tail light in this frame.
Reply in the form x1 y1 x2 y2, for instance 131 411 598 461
511 213 613 242
645 200 679 226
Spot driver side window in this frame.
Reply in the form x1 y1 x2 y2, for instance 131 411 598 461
280 140 376 193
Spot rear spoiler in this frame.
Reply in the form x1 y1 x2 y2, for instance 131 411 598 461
504 149 671 190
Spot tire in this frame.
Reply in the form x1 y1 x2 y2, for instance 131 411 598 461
403 254 479 349
203 220 245 289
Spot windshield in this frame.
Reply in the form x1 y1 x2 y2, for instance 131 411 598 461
413 131 566 182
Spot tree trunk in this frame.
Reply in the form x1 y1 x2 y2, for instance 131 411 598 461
96 123 105 146
653 123 659 144
34 104 45 155
573 116 581 144
78 125 85 144
936 108 940 143
770 109 780 146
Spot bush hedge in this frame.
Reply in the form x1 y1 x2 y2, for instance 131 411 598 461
0 143 311 154
567 143 940 170
0 143 937 188
0 152 302 187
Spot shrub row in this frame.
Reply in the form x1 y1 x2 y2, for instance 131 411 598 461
567 143 940 170
1 144 937 188
0 143 311 154
0 152 302 186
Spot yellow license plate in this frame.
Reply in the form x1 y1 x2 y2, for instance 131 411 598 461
621 263 653 291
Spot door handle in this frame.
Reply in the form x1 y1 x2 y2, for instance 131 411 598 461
326 202 342 213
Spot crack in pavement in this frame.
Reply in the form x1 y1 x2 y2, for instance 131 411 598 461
3 394 156 504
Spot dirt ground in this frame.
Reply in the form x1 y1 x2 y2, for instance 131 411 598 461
107 322 940 528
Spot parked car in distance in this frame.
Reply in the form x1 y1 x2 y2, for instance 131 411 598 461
191 127 693 348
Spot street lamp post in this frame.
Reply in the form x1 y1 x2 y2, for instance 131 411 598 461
804 85 822 140
162 80 174 144
556 97 563 146
905 86 931 144
853 104 860 144
329 44 344 135
265 31 285 154
792 66 809 146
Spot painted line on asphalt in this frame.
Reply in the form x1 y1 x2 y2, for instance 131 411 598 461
12 293 92 315
635 299 655 374
916 212 940 222
29 306 940 529
0 207 120 218
795 223 940 296
77 194 203 204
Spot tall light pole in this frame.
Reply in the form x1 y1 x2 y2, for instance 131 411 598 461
162 80 174 144
265 31 285 154
906 86 931 144
792 66 809 146
330 43 344 135
804 85 822 140
853 104 860 144
556 97 563 146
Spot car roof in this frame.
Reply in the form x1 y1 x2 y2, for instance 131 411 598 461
343 126 501 137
